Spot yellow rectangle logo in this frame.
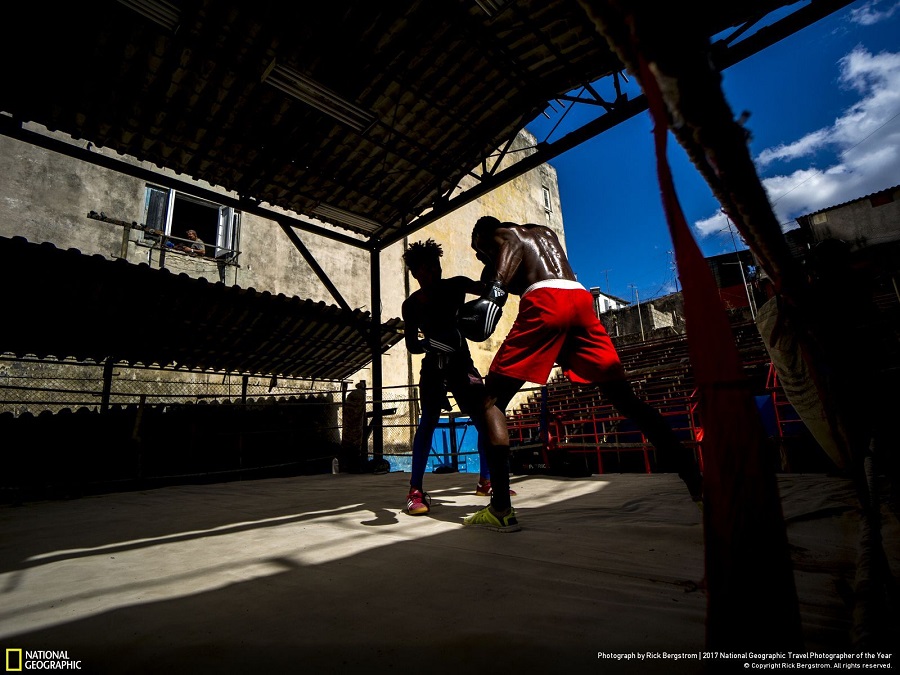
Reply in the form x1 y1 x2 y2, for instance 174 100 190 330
6 648 23 671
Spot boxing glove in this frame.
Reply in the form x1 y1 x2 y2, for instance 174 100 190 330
484 279 508 308
458 281 507 342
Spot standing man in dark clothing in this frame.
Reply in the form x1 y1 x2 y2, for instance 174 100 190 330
458 216 703 532
402 239 513 516
340 380 368 473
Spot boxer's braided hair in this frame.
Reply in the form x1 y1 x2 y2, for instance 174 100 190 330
403 238 442 269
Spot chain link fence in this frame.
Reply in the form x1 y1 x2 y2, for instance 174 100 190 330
0 355 514 502
0 355 345 414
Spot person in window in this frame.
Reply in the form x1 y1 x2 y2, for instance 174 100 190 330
178 229 207 256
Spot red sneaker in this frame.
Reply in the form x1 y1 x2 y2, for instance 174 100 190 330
406 488 431 515
474 480 517 497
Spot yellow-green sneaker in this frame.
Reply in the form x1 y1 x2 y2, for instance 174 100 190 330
463 505 521 532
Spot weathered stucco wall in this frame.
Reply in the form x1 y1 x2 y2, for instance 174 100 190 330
804 186 900 250
377 129 565 409
0 132 147 257
0 127 565 408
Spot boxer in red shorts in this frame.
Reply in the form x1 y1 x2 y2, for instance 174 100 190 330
458 216 703 532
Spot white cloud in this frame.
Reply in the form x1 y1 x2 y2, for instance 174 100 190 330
694 211 729 239
694 43 900 240
849 0 900 26
755 128 831 166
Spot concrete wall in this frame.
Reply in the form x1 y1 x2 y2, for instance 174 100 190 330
379 129 566 398
602 292 686 343
0 130 148 260
800 185 900 250
0 126 564 407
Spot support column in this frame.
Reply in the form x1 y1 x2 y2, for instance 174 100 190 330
101 358 115 414
370 246 384 460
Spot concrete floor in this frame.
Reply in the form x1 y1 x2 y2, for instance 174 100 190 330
0 472 896 674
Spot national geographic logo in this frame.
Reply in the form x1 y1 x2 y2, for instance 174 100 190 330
4 650 20 672
5 650 81 670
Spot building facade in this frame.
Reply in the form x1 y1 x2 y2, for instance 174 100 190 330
795 185 900 251
0 125 564 456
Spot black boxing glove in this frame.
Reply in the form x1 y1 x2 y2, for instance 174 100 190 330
458 281 507 342
484 280 508 308
458 298 501 342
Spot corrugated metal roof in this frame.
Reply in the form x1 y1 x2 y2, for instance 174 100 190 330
0 1 855 379
0 236 402 380
796 184 900 219
0 1 850 246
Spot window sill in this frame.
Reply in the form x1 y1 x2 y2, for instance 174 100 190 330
137 240 240 267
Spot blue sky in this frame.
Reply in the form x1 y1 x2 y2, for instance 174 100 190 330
525 0 900 302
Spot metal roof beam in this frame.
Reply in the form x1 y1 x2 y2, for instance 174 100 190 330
379 0 856 250
278 223 372 340
379 93 648 248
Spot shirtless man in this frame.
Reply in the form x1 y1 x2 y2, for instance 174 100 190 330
458 216 703 532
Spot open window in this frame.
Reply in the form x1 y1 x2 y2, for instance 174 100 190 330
142 185 240 263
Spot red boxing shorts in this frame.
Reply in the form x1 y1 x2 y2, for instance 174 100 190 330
489 281 625 385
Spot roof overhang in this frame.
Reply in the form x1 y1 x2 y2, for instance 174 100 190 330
0 1 855 248
0 236 402 380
